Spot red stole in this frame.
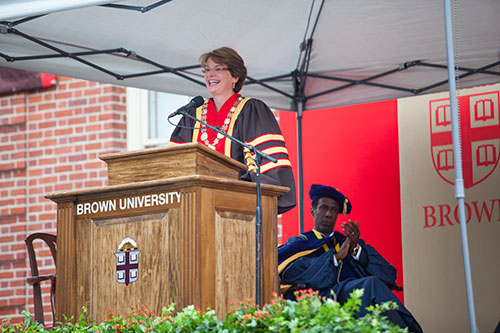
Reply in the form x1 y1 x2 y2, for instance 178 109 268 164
196 93 240 154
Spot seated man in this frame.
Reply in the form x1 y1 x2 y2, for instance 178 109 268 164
278 184 422 332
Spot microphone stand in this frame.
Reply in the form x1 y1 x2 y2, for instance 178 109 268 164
177 109 277 307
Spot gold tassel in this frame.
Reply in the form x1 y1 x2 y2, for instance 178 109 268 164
244 147 257 172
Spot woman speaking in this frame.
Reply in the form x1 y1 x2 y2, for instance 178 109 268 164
169 47 296 214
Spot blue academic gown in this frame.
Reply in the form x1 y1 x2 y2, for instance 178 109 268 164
278 231 423 333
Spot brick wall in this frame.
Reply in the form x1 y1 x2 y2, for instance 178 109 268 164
0 76 127 325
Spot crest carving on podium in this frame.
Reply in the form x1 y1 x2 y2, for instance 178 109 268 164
115 237 141 286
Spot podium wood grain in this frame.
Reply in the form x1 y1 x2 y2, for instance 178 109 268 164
49 144 287 322
100 143 246 185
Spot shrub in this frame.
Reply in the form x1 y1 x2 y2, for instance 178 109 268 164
1 289 407 332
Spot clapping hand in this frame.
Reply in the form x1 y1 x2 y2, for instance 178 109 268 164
342 220 360 252
335 237 351 262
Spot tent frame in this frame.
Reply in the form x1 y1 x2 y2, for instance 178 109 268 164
2 11 499 117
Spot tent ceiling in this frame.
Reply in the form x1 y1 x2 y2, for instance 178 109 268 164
1 0 499 111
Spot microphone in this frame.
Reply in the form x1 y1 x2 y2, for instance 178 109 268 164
167 96 204 120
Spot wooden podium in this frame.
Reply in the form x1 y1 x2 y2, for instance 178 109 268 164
47 143 288 323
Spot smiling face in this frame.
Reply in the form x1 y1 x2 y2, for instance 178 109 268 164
204 58 239 99
311 197 340 235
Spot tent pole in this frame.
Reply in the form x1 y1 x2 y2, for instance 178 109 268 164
443 1 478 331
297 100 304 233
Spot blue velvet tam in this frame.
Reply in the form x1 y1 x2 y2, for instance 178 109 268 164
309 184 352 214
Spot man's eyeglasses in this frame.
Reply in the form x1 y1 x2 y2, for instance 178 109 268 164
202 67 230 74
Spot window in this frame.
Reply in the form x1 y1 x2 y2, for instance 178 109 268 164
127 88 190 150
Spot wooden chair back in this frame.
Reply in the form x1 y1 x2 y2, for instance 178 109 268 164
24 233 57 325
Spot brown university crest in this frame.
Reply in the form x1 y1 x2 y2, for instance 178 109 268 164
115 237 141 286
430 91 500 188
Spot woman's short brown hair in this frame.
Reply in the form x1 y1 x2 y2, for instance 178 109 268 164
199 47 247 93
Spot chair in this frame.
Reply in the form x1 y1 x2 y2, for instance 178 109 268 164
24 233 57 326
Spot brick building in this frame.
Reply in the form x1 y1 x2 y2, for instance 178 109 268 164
0 73 127 324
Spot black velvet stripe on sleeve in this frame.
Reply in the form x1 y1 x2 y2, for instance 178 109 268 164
231 99 297 214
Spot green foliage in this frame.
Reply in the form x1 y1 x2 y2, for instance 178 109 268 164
223 289 407 332
1 289 407 332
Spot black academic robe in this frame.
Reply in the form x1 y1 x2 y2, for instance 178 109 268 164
279 231 423 333
169 95 296 214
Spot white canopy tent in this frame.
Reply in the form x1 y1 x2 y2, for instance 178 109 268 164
1 0 499 110
2 1 499 330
